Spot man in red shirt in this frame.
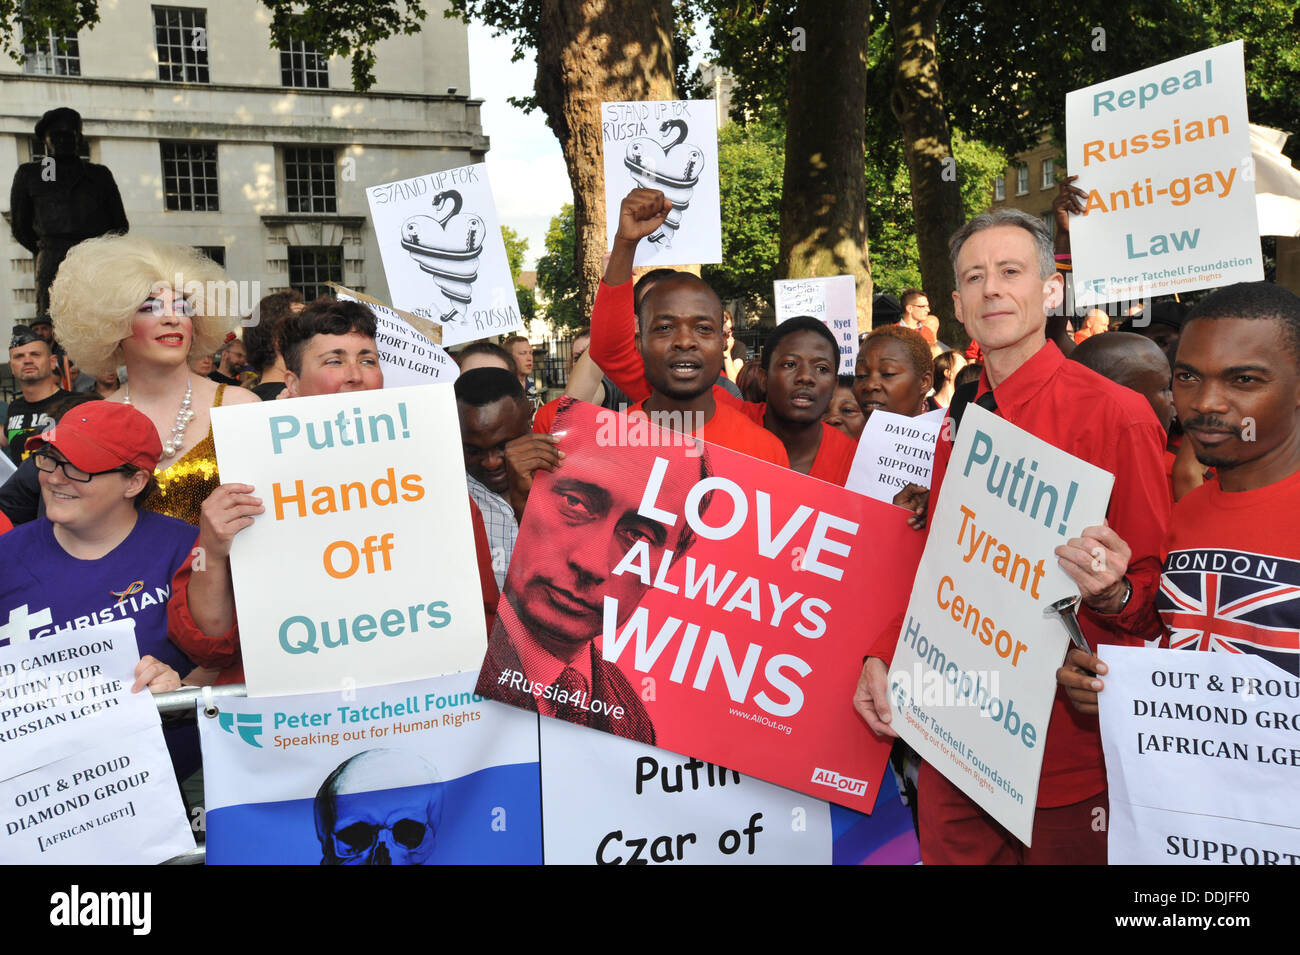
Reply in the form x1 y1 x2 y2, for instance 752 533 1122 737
1061 282 1300 711
593 188 879 474
853 208 1170 864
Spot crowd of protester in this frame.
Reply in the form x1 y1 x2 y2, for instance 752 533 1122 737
3 172 1298 866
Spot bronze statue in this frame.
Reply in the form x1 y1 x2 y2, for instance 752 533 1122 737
9 108 128 321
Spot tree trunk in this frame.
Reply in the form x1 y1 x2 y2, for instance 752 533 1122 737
778 0 873 333
889 0 965 342
534 0 677 322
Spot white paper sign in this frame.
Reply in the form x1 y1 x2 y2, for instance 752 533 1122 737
0 725 193 864
366 163 523 347
1066 40 1263 303
211 385 487 697
539 717 832 865
0 621 157 774
773 276 858 375
1099 644 1300 864
602 100 722 266
846 407 945 503
886 404 1114 844
334 285 459 387
200 671 542 864
0 622 193 864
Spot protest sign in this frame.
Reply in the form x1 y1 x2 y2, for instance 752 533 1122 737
0 725 193 864
773 277 858 375
475 399 923 811
0 621 193 864
211 384 486 697
1066 40 1262 304
602 100 722 267
886 404 1113 843
333 284 458 386
365 162 522 347
0 621 158 771
1099 644 1300 864
846 407 945 504
200 671 542 864
539 717 920 864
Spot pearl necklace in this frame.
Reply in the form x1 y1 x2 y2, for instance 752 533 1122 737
124 378 195 459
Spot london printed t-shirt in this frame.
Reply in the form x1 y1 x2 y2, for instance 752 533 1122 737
1159 466 1300 675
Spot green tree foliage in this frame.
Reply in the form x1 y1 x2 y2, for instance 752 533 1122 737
500 225 536 323
704 115 784 308
535 204 583 331
500 225 527 283
868 131 1007 294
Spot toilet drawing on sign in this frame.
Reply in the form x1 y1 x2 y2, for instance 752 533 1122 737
400 189 486 326
624 119 706 250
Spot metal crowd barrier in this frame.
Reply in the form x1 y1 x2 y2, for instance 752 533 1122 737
156 684 248 865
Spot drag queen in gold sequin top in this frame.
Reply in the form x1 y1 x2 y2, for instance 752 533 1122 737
50 234 260 525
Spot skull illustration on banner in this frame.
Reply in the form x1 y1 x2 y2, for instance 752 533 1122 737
313 750 444 865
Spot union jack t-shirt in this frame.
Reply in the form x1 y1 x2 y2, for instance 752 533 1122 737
1157 469 1300 676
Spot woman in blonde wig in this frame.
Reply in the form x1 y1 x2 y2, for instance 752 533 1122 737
51 234 259 524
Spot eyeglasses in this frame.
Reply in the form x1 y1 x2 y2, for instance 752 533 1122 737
331 818 430 858
32 449 133 483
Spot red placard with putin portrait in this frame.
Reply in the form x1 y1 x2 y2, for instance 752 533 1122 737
475 399 924 811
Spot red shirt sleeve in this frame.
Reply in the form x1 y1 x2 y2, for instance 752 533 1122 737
589 279 652 403
468 496 499 635
167 543 243 671
533 398 559 435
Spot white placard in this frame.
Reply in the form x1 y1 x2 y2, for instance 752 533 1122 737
539 717 832 865
366 163 523 347
846 407 945 504
1099 644 1300 864
200 671 542 864
886 404 1114 843
602 100 722 266
1066 40 1263 303
0 724 193 864
0 621 157 776
334 285 458 387
773 276 858 375
211 385 486 697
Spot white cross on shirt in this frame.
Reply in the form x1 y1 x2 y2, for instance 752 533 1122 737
0 604 53 644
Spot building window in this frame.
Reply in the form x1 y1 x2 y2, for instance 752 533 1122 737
288 246 342 300
283 147 337 213
280 34 329 88
994 177 1006 202
1016 164 1029 195
154 6 209 83
1041 158 1055 190
1041 212 1056 242
23 26 80 75
194 246 226 267
161 142 219 211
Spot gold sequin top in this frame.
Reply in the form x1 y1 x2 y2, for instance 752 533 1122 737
140 385 226 526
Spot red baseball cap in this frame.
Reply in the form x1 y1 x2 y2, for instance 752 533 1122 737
27 401 162 474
